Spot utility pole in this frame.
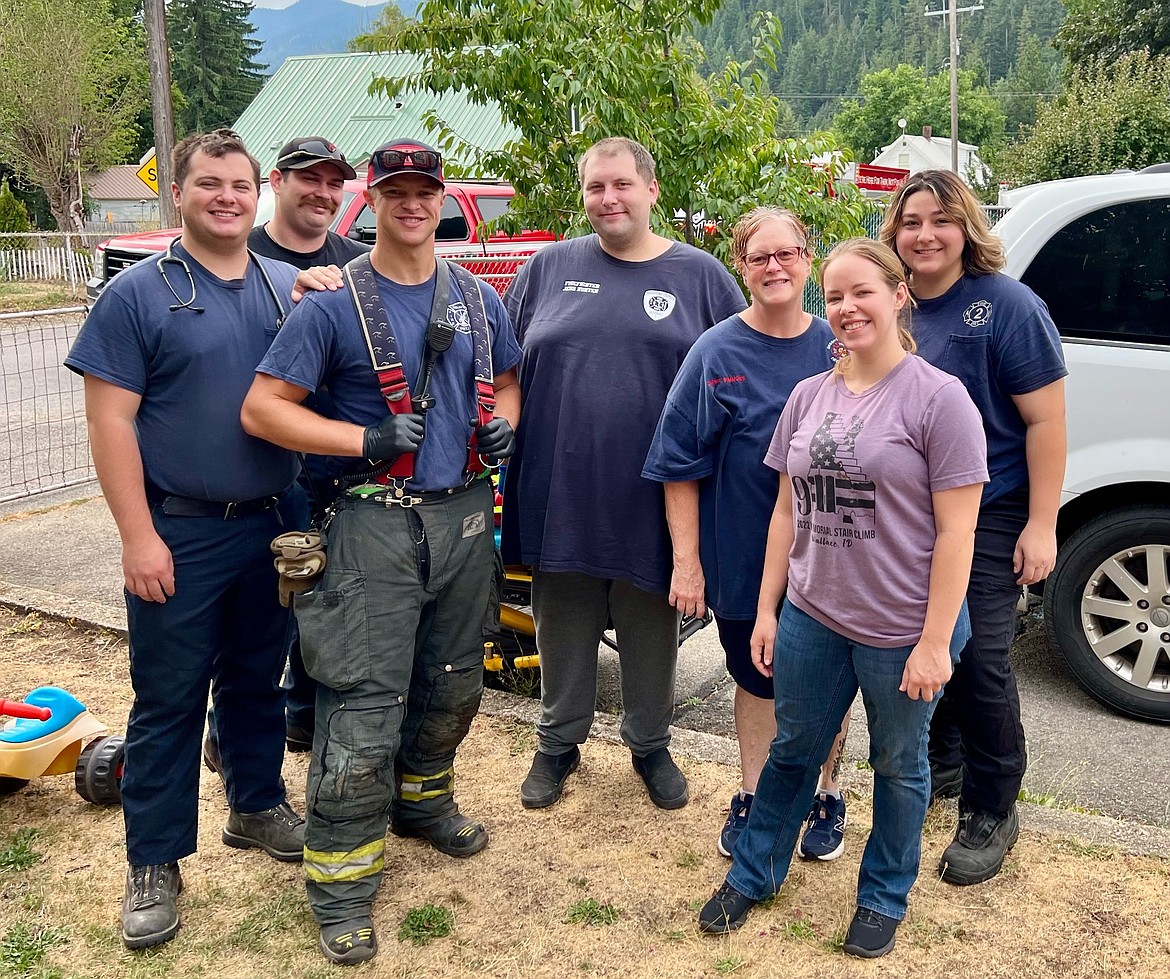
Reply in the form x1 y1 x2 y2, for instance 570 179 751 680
143 0 178 227
925 1 984 174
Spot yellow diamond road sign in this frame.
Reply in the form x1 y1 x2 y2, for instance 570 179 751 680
136 152 158 194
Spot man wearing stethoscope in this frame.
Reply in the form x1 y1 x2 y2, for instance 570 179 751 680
65 130 306 951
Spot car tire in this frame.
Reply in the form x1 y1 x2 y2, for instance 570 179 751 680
1044 505 1170 723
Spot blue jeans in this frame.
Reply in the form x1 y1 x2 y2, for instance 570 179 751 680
726 599 970 920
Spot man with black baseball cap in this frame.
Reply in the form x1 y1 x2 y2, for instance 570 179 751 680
242 136 520 964
249 135 369 271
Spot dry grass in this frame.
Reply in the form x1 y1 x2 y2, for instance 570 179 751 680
0 281 86 314
2 607 1169 979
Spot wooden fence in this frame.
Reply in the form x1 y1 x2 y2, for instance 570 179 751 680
0 237 94 289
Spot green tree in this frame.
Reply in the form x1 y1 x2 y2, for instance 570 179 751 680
169 0 266 135
832 64 1006 162
1003 49 1170 184
0 0 148 230
0 180 32 248
349 4 412 51
994 35 1059 139
1057 0 1170 64
381 0 871 262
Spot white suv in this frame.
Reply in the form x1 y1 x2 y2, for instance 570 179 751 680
995 167 1170 722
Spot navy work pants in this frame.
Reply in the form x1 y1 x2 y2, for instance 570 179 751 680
122 505 290 866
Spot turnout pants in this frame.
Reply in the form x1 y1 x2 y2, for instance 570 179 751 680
928 488 1029 816
531 570 680 757
123 506 290 865
296 480 494 925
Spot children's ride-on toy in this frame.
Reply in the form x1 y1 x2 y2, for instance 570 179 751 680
0 687 125 804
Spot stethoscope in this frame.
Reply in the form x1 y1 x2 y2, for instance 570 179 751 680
156 239 287 327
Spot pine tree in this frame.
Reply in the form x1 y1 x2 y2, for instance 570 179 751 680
169 0 266 136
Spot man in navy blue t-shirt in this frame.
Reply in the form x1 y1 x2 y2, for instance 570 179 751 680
502 137 746 813
242 139 521 966
65 130 305 952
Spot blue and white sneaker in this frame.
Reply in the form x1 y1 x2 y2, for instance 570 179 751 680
717 791 754 858
798 791 847 861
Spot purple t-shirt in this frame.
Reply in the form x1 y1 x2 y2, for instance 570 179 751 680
765 355 988 647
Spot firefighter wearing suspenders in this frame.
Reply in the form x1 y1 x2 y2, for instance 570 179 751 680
241 140 522 966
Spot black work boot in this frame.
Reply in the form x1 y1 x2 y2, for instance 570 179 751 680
319 916 378 965
392 810 489 858
122 863 183 949
939 803 1020 884
929 764 963 803
632 748 688 809
223 801 306 862
520 746 581 809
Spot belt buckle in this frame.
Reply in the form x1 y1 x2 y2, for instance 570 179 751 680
223 501 238 520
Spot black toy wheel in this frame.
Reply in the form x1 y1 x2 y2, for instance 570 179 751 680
74 735 125 806
0 776 30 796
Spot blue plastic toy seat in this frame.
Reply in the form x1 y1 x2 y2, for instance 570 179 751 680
0 687 87 743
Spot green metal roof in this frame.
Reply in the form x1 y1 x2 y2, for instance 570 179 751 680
233 52 519 175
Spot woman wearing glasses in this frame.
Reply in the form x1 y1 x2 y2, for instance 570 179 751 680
698 238 986 957
645 207 852 863
879 170 1066 887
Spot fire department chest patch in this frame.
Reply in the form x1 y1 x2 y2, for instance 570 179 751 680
643 290 676 321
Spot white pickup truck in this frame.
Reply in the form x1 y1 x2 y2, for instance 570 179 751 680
995 166 1170 722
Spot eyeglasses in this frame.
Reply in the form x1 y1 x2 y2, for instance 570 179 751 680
377 149 441 172
743 247 806 270
278 139 346 164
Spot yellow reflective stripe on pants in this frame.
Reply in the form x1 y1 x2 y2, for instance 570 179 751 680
399 767 454 802
303 838 385 884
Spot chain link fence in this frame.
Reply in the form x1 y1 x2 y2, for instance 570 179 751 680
1 307 93 503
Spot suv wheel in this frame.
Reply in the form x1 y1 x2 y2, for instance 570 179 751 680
1044 505 1170 722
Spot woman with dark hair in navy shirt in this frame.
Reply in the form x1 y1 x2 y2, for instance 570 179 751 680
880 169 1067 887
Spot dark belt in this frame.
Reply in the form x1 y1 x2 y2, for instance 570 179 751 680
146 482 283 520
343 477 487 509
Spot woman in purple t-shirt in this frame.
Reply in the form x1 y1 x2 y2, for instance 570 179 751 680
697 240 987 958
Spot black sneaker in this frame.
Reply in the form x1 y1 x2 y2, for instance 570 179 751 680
930 764 963 803
222 801 306 862
842 906 899 958
392 811 489 858
520 747 580 809
698 880 758 933
319 917 378 965
939 803 1020 885
631 748 688 810
122 863 183 950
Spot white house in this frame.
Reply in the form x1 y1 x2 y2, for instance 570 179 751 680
871 127 991 187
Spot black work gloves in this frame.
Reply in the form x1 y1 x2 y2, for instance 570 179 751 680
363 413 425 461
475 417 516 462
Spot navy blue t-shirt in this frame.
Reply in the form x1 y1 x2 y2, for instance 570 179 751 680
501 235 747 593
257 263 521 491
911 272 1066 505
65 243 299 501
643 315 840 617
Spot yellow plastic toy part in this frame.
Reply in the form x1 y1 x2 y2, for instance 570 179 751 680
0 712 107 780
